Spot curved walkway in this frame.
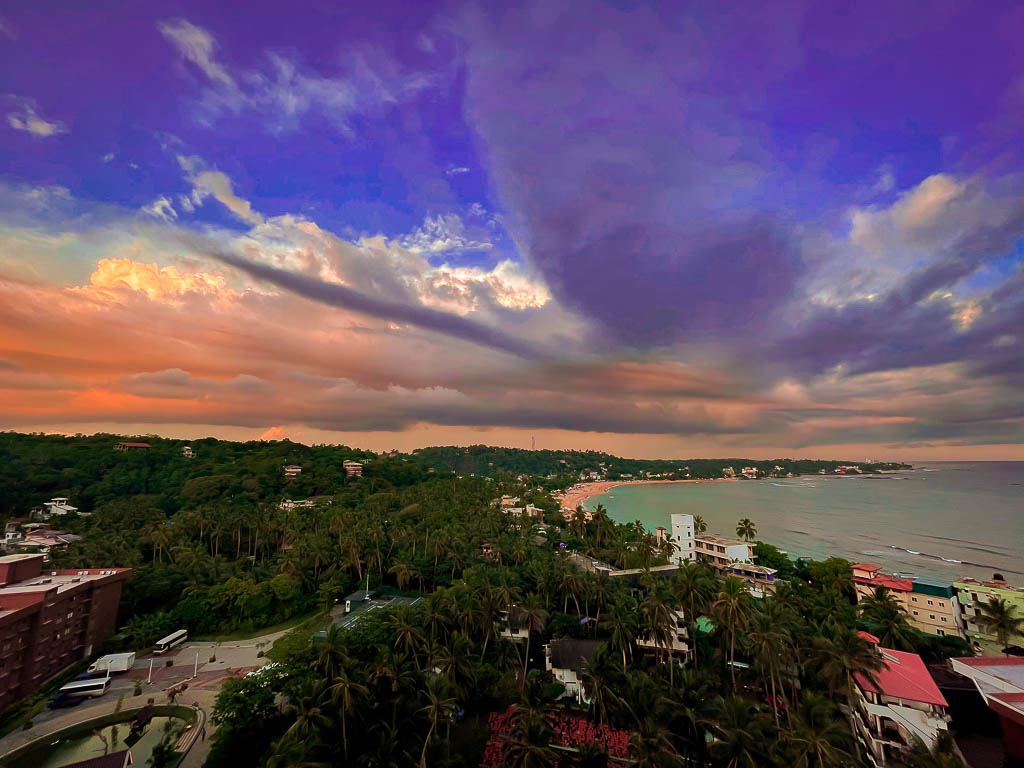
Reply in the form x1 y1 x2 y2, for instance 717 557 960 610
0 689 202 762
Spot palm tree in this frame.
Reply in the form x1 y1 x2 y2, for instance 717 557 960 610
744 609 789 726
671 562 717 665
693 515 708 535
706 695 770 768
860 586 917 651
314 624 347 680
735 518 757 542
714 576 755 689
640 590 678 684
811 629 884 760
601 599 638 671
436 631 476 699
629 718 684 768
329 659 368 762
784 692 857 768
570 507 589 539
517 596 549 687
504 702 561 768
418 677 455 768
387 606 424 670
975 596 1024 653
590 504 615 546
580 645 625 725
283 679 333 739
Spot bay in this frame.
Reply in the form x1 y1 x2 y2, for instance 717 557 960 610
594 461 1024 583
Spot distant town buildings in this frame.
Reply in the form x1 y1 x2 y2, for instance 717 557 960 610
39 497 80 518
740 466 758 478
852 635 950 766
722 467 736 478
114 441 151 452
0 554 131 710
343 460 363 478
284 465 302 477
182 445 194 458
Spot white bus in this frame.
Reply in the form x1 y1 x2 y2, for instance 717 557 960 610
58 676 111 699
153 629 189 655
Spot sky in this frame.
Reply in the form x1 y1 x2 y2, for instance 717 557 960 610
1 1 1023 461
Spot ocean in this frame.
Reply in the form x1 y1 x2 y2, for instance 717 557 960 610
594 462 1024 583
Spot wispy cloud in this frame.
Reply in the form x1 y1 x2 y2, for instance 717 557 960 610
158 18 236 88
6 100 66 138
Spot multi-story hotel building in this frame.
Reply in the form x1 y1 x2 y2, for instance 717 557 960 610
953 576 1024 652
695 534 777 596
0 554 131 711
852 564 963 639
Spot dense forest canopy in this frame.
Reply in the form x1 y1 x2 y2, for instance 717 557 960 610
0 431 957 768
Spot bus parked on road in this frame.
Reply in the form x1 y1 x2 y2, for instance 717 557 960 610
56 676 111 699
153 629 189 655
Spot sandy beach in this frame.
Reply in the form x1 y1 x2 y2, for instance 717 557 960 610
558 478 737 510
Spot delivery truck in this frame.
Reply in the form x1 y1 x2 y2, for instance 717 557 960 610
88 652 136 674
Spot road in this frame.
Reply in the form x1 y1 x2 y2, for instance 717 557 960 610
0 626 290 766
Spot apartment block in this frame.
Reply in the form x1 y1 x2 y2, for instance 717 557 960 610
0 554 131 711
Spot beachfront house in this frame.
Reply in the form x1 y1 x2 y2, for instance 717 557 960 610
343 460 363 477
852 635 951 767
284 464 302 477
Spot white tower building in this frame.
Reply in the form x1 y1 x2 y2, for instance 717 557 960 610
670 513 695 564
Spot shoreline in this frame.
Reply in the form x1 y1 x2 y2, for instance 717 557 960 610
558 477 738 511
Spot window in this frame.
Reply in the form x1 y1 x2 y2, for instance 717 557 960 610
927 600 934 606
929 614 935 619
911 596 918 602
937 629 945 636
941 617 947 622
913 610 919 616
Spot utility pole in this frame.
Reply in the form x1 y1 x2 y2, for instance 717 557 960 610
193 650 199 678
147 658 153 685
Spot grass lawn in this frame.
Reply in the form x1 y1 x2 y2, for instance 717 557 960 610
266 612 332 663
190 609 323 643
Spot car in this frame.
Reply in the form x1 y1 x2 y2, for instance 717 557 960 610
47 694 82 710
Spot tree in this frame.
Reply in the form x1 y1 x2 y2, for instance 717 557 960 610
860 586 917 651
601 599 638 672
518 595 549 687
975 596 1024 653
811 629 884 761
329 658 369 762
736 518 756 542
629 718 684 768
671 563 716 665
714 576 754 689
744 608 789 725
706 696 770 768
503 702 561 768
693 515 708 535
418 677 455 768
783 692 857 768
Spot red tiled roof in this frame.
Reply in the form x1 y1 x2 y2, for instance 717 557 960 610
954 656 1024 668
858 631 880 644
854 574 913 591
851 563 882 572
855 648 947 707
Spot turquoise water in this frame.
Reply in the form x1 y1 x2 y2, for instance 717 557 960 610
594 462 1024 582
